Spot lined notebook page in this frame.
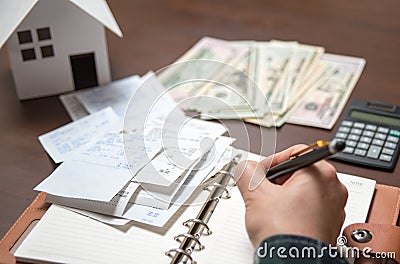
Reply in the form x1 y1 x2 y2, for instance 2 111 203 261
14 203 203 264
194 173 376 263
337 172 376 231
194 187 254 263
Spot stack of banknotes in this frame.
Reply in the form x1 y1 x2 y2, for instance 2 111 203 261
159 37 366 129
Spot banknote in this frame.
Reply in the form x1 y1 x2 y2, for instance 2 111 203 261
155 37 366 129
266 41 324 115
245 42 325 126
157 37 250 104
286 54 366 129
198 42 267 119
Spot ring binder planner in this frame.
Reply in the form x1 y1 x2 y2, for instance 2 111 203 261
4 151 399 264
165 156 240 264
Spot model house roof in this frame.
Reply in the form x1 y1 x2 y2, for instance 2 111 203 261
0 0 122 49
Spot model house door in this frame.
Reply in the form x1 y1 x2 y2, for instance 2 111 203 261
69 52 98 90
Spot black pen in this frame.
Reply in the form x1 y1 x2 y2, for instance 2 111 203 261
266 139 346 181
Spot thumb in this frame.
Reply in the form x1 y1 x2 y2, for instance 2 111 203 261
234 160 274 198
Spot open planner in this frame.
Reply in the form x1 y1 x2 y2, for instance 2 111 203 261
8 157 254 264
1 152 400 264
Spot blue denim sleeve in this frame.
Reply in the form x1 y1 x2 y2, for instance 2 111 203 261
254 235 348 264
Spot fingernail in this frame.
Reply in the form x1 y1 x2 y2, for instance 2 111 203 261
248 163 265 191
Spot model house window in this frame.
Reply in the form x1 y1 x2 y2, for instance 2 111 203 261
17 30 33 44
37 27 51 41
21 48 36 61
41 45 54 58
17 27 54 62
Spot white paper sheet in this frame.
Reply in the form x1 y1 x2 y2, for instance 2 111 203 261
65 131 162 173
134 135 214 186
59 93 89 120
36 130 162 201
46 181 139 220
123 73 187 132
34 161 133 201
38 107 119 163
75 75 141 117
132 136 235 209
337 173 376 232
62 207 131 226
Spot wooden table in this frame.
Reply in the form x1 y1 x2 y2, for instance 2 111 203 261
1 0 399 238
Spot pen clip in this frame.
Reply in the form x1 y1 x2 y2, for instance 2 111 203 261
290 140 330 158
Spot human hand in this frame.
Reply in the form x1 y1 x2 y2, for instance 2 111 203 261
234 145 348 247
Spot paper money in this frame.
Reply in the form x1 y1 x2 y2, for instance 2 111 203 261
286 54 366 129
158 37 250 103
266 42 324 115
156 37 366 129
245 42 325 127
198 43 267 119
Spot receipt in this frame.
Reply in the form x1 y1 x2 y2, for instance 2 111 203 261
38 107 120 163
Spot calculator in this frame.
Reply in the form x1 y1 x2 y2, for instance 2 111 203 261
332 100 400 170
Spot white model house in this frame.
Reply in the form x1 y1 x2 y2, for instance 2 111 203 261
0 0 122 100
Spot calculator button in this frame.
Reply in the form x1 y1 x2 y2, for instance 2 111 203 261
335 132 347 139
382 148 395 155
353 122 365 129
348 134 360 141
362 130 374 137
377 127 389 134
346 140 357 147
365 124 377 131
379 154 392 162
374 133 387 140
338 126 350 133
384 142 397 149
350 128 362 135
372 139 384 146
354 149 367 156
360 137 372 144
357 142 369 149
343 147 354 154
367 146 381 159
387 136 399 143
342 121 353 127
390 129 400 137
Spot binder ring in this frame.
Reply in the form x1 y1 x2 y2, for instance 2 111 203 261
183 218 212 235
203 183 231 199
218 170 233 177
165 248 196 264
232 156 240 165
174 233 205 250
218 170 237 186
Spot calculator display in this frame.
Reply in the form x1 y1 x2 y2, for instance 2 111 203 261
350 110 400 127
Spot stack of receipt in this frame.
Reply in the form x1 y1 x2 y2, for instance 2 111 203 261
36 73 236 227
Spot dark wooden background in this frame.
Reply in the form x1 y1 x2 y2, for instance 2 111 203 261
1 0 399 238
